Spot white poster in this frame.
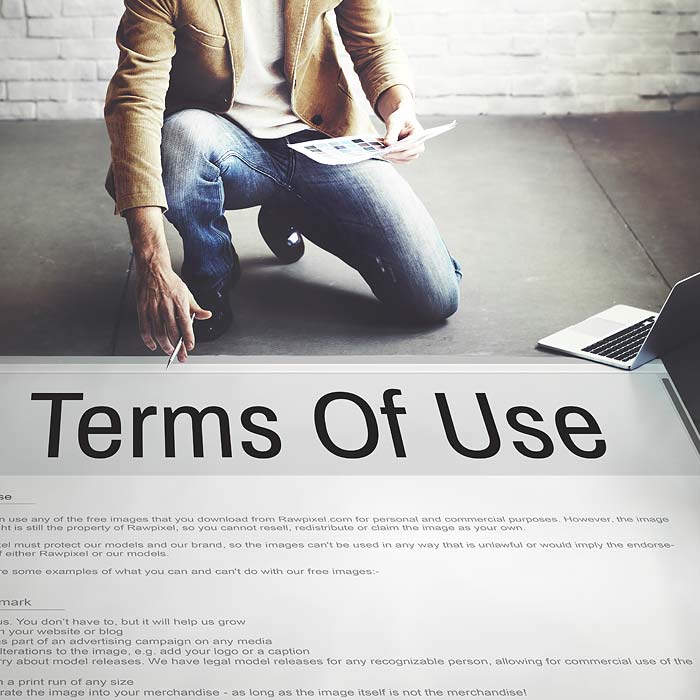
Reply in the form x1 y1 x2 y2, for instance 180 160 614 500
1 362 699 699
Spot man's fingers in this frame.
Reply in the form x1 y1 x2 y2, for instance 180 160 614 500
390 140 425 153
382 115 425 160
395 149 422 159
147 300 171 355
386 150 422 162
383 148 423 164
154 327 174 355
162 306 180 355
176 301 196 352
155 323 174 355
383 117 404 146
136 269 202 356
151 301 174 355
189 293 212 321
137 308 157 351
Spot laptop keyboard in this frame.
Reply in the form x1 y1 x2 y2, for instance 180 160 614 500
581 316 656 363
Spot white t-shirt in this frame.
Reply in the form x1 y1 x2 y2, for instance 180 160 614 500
227 0 307 139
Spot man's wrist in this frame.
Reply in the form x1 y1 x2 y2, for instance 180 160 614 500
125 208 172 272
135 247 171 273
376 84 415 121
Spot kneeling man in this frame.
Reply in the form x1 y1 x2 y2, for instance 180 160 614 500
105 0 461 361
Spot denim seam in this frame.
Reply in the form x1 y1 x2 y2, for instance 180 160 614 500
214 150 288 190
289 160 397 230
286 144 297 186
213 175 234 256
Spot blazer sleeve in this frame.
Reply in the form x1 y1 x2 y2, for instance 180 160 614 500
334 0 415 117
104 0 176 215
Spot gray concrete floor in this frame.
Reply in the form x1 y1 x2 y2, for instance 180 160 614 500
1 113 699 418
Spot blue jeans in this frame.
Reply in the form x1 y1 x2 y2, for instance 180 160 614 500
161 109 461 323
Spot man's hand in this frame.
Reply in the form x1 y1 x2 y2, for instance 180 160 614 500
376 84 425 164
126 207 211 363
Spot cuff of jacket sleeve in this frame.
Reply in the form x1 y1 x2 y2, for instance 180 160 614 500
105 166 169 217
114 192 169 217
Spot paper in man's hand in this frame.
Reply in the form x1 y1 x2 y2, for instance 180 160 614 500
289 121 457 165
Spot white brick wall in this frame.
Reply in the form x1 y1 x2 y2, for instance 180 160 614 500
0 0 698 119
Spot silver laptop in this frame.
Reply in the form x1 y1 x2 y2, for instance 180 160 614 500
537 272 700 370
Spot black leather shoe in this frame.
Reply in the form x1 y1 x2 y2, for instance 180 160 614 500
192 283 233 343
189 264 239 344
258 203 306 264
187 255 240 343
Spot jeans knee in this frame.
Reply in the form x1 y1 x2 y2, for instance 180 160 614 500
163 110 206 163
161 110 221 212
370 253 461 324
412 280 460 323
162 108 217 150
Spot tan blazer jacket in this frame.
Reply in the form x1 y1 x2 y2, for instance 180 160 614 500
104 0 414 215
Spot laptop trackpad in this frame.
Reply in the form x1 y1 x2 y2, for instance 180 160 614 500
574 317 625 339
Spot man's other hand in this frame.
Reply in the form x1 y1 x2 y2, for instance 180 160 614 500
126 207 212 363
136 263 210 362
376 84 425 164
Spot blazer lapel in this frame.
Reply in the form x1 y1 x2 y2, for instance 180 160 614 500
214 0 244 89
284 0 312 84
